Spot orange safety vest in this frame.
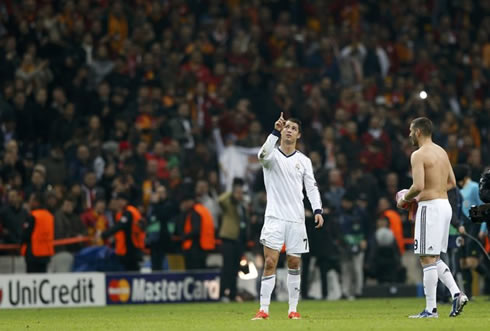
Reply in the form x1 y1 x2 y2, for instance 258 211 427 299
114 205 146 256
21 209 54 257
383 210 405 254
182 204 215 251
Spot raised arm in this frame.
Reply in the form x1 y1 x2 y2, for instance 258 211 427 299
257 112 285 167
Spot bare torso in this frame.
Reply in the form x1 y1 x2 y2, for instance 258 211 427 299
415 143 451 201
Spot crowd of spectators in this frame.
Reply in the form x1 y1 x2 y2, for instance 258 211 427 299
1 0 490 296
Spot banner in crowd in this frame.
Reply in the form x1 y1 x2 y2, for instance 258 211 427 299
106 270 220 304
0 273 106 309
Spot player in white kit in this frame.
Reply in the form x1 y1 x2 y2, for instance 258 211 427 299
252 113 324 320
397 117 468 318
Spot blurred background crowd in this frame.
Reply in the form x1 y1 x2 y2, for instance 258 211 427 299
1 0 490 300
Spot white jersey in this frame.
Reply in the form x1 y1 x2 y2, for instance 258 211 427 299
258 131 322 223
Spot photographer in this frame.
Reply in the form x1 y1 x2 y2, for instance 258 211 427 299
454 165 488 298
477 167 490 240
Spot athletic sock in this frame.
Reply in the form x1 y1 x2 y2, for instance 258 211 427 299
423 263 438 312
436 260 460 299
462 269 473 298
287 269 301 314
259 275 276 314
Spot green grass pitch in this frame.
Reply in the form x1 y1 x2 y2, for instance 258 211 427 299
0 298 489 330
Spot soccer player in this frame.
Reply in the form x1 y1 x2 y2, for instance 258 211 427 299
397 117 468 318
252 113 324 320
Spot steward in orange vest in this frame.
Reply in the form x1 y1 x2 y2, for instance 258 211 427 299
102 193 145 271
178 192 215 270
21 192 54 273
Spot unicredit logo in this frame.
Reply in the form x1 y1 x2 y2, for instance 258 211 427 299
108 279 130 303
7 279 95 306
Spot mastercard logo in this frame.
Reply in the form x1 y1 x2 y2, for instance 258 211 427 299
108 279 130 303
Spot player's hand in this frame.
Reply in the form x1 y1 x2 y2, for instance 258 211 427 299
274 112 286 132
458 226 466 234
396 197 410 210
314 214 324 228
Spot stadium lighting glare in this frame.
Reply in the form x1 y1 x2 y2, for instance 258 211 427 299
238 261 258 280
419 91 427 99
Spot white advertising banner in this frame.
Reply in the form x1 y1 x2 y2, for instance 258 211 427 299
0 273 106 309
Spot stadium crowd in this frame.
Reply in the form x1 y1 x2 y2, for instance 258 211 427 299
1 0 490 300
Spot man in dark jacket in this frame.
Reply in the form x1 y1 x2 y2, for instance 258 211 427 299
365 216 404 284
147 184 179 271
301 202 341 299
0 189 28 245
337 190 367 299
218 177 249 301
39 144 67 186
52 196 87 272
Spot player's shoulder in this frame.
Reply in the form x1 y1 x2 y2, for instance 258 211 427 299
295 150 310 161
410 148 427 161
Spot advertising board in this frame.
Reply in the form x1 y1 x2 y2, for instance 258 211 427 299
0 273 106 309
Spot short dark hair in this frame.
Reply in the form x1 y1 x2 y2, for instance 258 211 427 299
232 177 244 187
63 195 76 204
286 118 302 133
454 164 471 182
411 117 433 136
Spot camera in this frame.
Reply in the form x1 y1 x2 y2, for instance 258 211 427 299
469 204 490 224
469 168 490 224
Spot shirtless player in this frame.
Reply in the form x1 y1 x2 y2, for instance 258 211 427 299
397 117 468 318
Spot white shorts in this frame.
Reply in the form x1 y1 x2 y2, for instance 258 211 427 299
414 199 452 256
260 216 309 255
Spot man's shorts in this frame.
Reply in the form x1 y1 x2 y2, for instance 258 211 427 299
260 216 309 256
414 199 452 256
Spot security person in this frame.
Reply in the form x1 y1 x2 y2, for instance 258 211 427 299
179 191 216 270
102 192 145 271
21 192 55 273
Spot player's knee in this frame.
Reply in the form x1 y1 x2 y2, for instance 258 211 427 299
287 257 300 270
419 255 437 265
264 256 277 271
